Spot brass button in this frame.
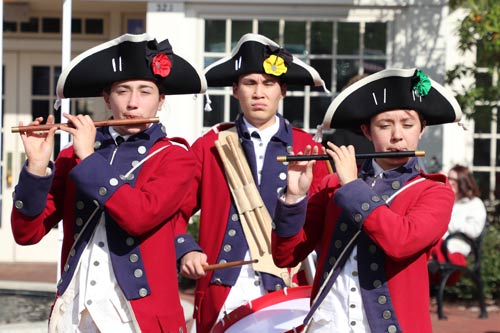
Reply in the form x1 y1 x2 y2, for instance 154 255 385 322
378 295 387 304
334 240 342 248
370 263 379 271
214 278 222 285
64 264 69 272
391 181 401 190
361 202 370 211
382 195 389 201
274 284 282 290
109 178 118 186
76 201 85 210
354 213 362 222
371 195 380 202
75 218 83 226
340 223 348 231
328 256 336 265
129 254 139 263
373 280 382 288
138 146 147 154
218 259 227 264
98 187 108 196
388 324 397 333
177 237 185 244
126 237 135 246
223 244 232 252
228 229 236 237
279 172 287 180
94 141 102 149
231 213 239 221
14 200 24 209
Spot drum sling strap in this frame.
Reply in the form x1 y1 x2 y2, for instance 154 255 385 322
215 128 295 286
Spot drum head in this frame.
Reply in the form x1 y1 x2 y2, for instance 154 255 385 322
212 286 311 333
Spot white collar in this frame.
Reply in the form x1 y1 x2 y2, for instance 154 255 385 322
109 126 131 143
243 115 279 142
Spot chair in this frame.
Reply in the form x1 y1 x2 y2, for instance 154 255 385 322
430 223 488 320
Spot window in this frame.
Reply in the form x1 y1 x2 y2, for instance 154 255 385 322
4 15 105 36
471 66 500 205
202 19 388 133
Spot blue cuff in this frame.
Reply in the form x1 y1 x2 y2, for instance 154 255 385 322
334 179 386 228
13 161 54 217
175 233 203 261
69 153 124 206
273 196 308 238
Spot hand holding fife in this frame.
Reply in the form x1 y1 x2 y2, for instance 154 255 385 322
19 115 57 177
285 145 318 204
325 141 358 185
58 113 96 161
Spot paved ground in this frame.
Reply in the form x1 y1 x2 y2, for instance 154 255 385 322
0 262 498 332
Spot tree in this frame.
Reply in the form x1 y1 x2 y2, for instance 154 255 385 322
446 0 500 121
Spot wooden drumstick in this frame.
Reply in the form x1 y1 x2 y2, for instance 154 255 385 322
203 259 258 271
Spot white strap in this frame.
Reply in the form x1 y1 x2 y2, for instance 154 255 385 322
123 145 170 179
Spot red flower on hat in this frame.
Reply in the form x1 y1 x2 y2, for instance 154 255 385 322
151 53 171 77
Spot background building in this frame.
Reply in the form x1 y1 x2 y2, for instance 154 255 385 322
0 0 482 263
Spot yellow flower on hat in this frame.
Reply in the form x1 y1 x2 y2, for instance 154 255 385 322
263 55 288 76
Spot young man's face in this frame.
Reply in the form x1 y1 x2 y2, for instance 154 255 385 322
361 109 424 170
232 73 286 130
103 80 164 135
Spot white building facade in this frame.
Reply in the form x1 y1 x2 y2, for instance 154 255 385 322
0 0 480 263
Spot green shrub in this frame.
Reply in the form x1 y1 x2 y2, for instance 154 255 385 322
444 222 500 302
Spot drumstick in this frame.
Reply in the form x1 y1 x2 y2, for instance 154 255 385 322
203 259 258 271
321 146 334 174
11 117 160 133
277 150 425 162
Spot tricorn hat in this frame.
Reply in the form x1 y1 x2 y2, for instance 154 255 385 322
204 33 325 88
56 33 207 99
321 68 462 129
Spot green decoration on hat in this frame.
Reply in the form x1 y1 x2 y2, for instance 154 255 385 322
413 69 431 97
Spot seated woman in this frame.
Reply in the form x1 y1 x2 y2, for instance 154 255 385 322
429 164 487 285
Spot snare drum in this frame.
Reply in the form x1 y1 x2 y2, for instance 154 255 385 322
212 286 311 333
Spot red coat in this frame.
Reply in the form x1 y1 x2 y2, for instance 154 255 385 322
272 163 454 333
173 117 329 333
12 125 193 333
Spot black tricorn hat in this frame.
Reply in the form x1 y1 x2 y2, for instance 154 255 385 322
204 33 325 87
322 68 462 129
56 33 207 98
